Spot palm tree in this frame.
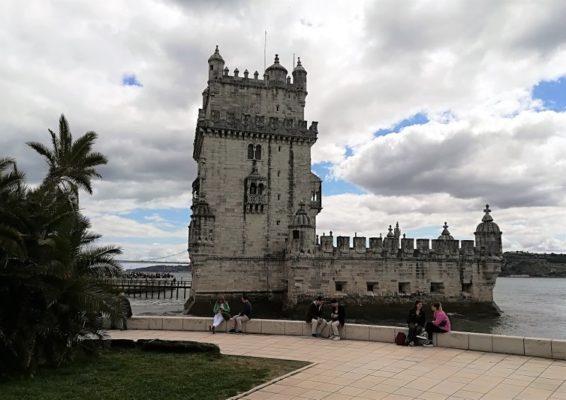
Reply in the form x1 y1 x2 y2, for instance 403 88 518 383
0 117 124 375
27 114 108 199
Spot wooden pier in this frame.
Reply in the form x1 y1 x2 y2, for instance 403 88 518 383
110 279 192 299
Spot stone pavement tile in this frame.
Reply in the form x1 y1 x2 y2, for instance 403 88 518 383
356 389 390 399
551 393 566 400
530 377 565 391
515 387 554 400
381 394 414 400
321 393 352 400
418 392 448 400
336 386 366 396
299 389 330 399
316 383 344 393
394 387 423 397
447 389 483 399
279 385 308 396
404 377 444 391
479 383 524 399
427 381 466 396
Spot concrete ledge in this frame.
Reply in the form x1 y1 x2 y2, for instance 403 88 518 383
284 320 304 336
243 319 262 334
147 316 164 330
261 319 285 335
182 317 208 331
125 316 566 360
162 316 184 331
493 335 525 355
524 337 552 358
435 331 469 350
344 324 370 341
468 332 493 352
552 339 566 360
369 326 396 342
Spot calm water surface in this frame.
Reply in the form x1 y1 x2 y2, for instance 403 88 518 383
129 275 566 339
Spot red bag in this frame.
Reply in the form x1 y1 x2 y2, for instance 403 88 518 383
395 332 407 346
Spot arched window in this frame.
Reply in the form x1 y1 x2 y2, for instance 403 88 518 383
247 144 254 159
255 145 262 160
250 183 257 194
258 183 264 195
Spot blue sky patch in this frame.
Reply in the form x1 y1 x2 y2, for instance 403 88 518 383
312 162 365 196
374 112 429 137
532 77 566 111
122 73 143 87
123 208 188 230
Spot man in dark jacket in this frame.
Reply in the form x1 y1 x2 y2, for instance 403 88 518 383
305 296 326 337
329 299 345 341
407 300 426 346
229 294 252 333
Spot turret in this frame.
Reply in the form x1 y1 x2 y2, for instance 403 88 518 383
208 45 224 80
474 205 502 255
288 202 315 254
438 222 454 240
292 57 307 91
265 54 287 87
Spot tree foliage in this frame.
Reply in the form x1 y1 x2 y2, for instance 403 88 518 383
0 115 124 376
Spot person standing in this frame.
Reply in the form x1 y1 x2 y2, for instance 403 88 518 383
229 294 252 333
422 302 451 346
329 299 345 341
305 296 326 337
210 295 231 334
407 300 426 346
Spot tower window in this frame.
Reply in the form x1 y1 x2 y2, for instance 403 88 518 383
277 194 280 200
258 183 264 195
367 282 377 292
247 144 262 160
250 183 257 194
293 230 300 239
276 220 280 225
278 146 281 152
210 65 213 71
276 105 280 111
431 282 445 294
335 282 345 292
398 282 411 294
277 171 280 177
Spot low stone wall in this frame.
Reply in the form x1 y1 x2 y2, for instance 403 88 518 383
126 316 566 360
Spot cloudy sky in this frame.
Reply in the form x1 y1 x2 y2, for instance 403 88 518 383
2 0 566 262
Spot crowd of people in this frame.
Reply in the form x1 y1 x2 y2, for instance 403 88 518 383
208 295 451 346
121 272 176 280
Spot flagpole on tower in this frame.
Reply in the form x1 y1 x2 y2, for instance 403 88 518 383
264 30 267 72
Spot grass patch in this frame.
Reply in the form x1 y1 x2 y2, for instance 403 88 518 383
0 348 309 400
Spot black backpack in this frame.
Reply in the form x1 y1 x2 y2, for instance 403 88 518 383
395 332 407 346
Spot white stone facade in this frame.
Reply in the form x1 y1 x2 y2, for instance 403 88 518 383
188 48 502 309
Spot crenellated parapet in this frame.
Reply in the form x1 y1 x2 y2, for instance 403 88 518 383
310 217 502 260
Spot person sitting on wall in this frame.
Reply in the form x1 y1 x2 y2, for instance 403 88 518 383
209 294 231 334
329 299 345 341
407 300 426 346
229 294 252 333
420 302 451 346
305 295 326 337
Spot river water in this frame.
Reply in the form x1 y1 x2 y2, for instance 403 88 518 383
129 275 566 340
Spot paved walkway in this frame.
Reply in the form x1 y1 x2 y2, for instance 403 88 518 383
110 330 566 400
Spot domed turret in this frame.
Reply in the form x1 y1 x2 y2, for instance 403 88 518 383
208 45 225 80
288 202 315 254
292 202 312 227
292 57 307 91
475 205 502 255
265 54 288 86
438 222 454 240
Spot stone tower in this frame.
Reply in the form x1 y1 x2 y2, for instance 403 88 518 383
188 47 321 308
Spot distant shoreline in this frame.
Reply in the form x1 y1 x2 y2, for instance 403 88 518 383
125 264 191 273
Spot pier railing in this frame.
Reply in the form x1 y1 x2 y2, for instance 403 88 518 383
108 279 192 299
